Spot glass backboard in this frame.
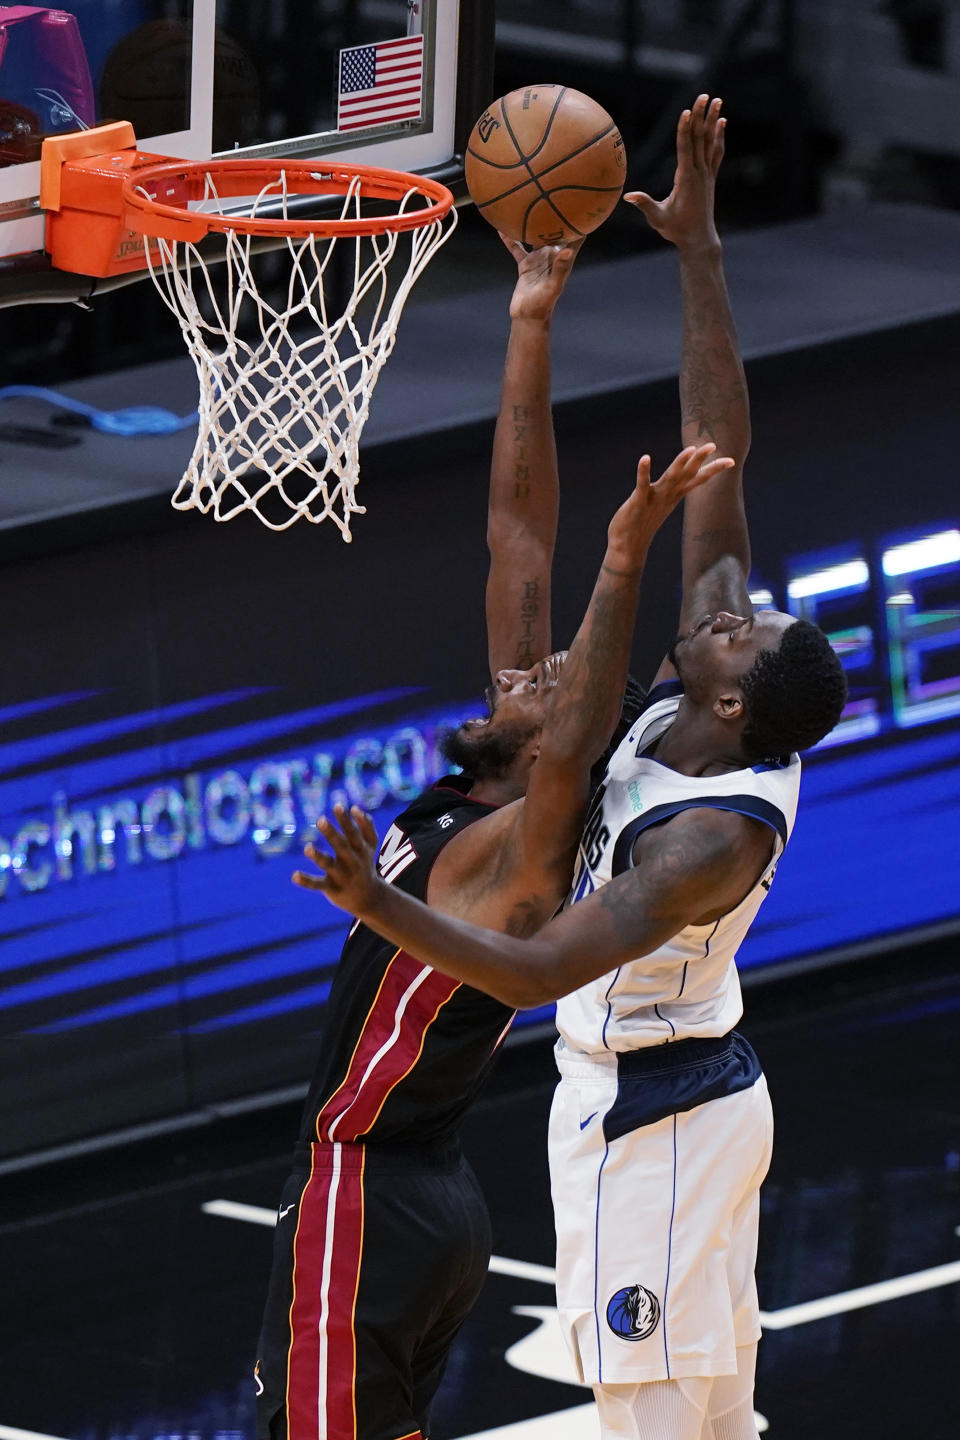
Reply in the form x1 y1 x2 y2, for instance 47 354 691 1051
0 0 493 272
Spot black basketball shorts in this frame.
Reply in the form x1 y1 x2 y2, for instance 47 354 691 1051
255 1138 491 1440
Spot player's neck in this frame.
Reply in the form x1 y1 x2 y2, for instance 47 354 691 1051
651 704 748 777
468 775 526 807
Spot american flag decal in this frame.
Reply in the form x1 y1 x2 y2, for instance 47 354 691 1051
337 34 424 132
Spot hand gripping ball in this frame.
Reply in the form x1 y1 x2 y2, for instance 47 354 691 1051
465 84 626 247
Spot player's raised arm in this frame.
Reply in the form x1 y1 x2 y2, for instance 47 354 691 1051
515 444 733 874
626 95 752 638
485 237 579 677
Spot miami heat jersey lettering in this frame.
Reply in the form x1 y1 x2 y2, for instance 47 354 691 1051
299 776 516 1146
376 822 419 884
557 682 802 1056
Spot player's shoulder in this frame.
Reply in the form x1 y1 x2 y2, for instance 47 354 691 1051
739 748 802 830
608 679 683 765
379 774 497 870
639 677 684 717
425 792 533 920
417 772 520 860
398 774 493 828
374 776 513 904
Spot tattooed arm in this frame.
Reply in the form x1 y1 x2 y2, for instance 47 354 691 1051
297 801 772 1008
626 95 752 654
516 444 732 887
486 238 579 677
675 130 751 628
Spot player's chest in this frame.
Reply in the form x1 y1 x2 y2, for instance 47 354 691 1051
570 771 657 902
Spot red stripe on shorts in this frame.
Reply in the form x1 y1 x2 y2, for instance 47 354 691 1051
324 1150 366 1438
286 1145 368 1440
286 1147 330 1440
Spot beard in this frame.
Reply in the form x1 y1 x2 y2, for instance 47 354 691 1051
439 717 540 782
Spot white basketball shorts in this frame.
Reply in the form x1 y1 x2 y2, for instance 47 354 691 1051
548 1034 773 1385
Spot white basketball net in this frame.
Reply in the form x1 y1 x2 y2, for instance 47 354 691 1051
140 170 457 539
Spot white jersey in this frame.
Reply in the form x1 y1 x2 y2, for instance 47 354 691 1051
555 680 801 1057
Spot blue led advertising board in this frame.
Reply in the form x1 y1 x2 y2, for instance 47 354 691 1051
3 520 958 1040
2 317 959 1156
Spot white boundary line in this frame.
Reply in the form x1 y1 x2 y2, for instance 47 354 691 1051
0 1426 72 1440
202 1197 960 1326
201 1201 561 1283
487 1255 559 1285
10 1205 958 1440
758 1259 960 1329
202 1198 276 1225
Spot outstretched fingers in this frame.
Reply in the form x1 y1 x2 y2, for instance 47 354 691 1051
337 802 377 853
624 95 725 245
547 241 579 281
292 820 346 891
291 804 379 904
635 454 652 489
653 443 735 497
656 442 715 486
622 189 659 224
704 96 725 172
292 839 330 892
504 232 582 268
689 93 709 169
690 454 736 491
681 441 736 491
687 94 725 174
318 810 352 862
499 231 528 263
320 803 372 863
354 807 379 849
675 105 693 167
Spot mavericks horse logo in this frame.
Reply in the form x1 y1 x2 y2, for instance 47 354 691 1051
606 1283 661 1341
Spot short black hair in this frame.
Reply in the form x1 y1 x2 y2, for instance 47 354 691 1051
739 618 847 760
590 673 647 790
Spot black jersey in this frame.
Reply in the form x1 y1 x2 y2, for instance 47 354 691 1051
299 776 516 1147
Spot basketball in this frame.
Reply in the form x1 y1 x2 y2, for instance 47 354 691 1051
465 85 626 248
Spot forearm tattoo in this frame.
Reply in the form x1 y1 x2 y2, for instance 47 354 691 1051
513 403 531 499
516 577 539 668
547 582 632 741
680 340 743 442
679 264 747 446
594 816 729 943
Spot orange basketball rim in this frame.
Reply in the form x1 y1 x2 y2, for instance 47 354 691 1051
38 122 458 539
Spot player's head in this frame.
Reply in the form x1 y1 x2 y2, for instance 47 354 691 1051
440 652 567 783
670 611 846 758
737 618 848 758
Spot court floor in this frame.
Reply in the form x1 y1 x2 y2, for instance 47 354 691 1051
2 939 959 1440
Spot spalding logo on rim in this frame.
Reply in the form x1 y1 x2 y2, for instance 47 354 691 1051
606 1283 661 1341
